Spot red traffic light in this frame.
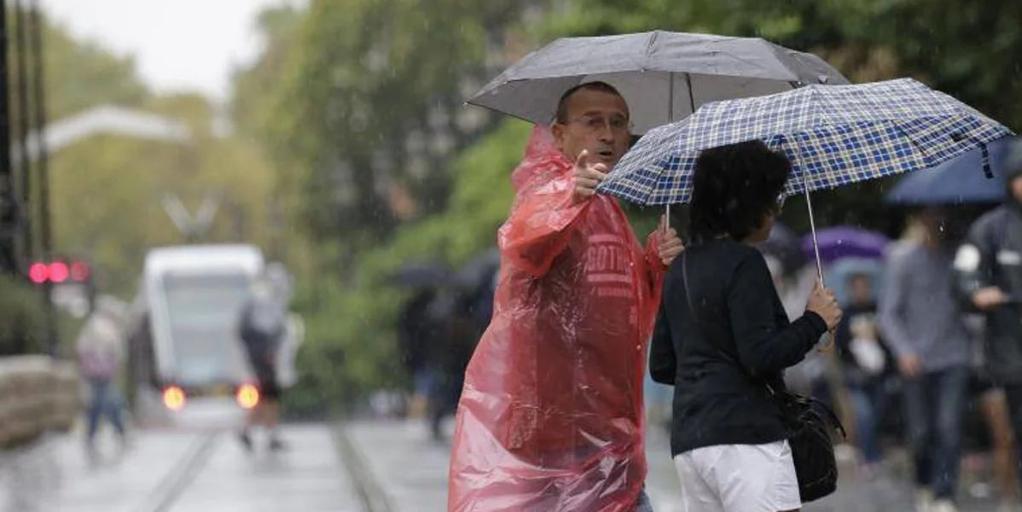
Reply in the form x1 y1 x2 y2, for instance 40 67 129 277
28 260 91 284
28 262 48 284
70 261 90 282
48 262 69 283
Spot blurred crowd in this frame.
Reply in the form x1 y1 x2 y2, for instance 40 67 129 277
747 200 1021 508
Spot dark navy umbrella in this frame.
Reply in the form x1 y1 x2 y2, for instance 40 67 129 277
885 137 1018 205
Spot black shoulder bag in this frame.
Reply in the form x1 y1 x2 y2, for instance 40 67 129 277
681 253 844 503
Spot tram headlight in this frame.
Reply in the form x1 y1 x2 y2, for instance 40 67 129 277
236 383 260 410
162 385 186 411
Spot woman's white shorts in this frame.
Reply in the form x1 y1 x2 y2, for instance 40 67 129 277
673 440 801 512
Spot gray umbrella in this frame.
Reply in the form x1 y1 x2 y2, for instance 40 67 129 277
468 30 849 135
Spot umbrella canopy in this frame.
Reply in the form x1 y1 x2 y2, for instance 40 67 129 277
468 30 848 134
885 136 1020 205
453 248 500 292
389 262 452 288
598 78 1014 205
801 227 890 264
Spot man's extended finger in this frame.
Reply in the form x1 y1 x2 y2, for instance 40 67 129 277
575 149 591 169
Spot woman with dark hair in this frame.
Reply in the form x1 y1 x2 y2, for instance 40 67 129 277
650 140 843 512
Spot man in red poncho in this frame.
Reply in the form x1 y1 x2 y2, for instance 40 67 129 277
448 82 683 511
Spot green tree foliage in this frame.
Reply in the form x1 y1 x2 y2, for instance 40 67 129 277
264 0 526 248
283 119 529 415
41 21 149 119
544 0 1020 129
17 10 286 296
49 95 283 294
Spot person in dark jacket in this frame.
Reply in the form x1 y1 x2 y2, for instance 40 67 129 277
238 276 288 451
955 138 1022 489
650 140 843 512
834 272 895 475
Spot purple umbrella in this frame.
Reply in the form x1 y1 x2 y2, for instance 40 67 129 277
800 227 890 264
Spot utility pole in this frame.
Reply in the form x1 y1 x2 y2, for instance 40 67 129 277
0 0 19 274
29 0 56 356
14 0 33 263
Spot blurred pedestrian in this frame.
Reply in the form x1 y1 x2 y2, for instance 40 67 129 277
397 288 438 419
955 138 1022 508
448 82 682 512
237 272 288 451
423 290 475 441
879 209 972 512
834 272 894 477
650 140 842 512
76 297 128 454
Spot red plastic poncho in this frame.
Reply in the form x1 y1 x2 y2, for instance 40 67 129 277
448 126 665 512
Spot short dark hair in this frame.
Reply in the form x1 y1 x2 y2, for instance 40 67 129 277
689 140 791 243
554 81 625 124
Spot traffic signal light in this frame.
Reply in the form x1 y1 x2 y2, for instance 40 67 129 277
27 259 91 284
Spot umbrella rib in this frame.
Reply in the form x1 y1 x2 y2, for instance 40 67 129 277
684 73 696 117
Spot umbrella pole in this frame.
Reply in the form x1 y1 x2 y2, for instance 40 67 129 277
664 73 676 232
803 179 854 437
803 185 825 284
802 174 834 350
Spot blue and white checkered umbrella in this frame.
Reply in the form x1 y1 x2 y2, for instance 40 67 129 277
598 78 1014 206
600 78 1013 289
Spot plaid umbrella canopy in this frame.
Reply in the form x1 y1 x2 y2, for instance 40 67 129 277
598 78 1014 205
598 78 1013 283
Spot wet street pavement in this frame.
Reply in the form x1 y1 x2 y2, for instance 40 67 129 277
342 419 1012 512
0 397 361 512
1 413 1015 511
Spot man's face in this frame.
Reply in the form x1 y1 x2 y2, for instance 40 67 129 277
849 275 872 305
1011 175 1022 204
551 88 631 168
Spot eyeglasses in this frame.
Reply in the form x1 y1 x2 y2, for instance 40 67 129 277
566 114 631 135
774 193 786 213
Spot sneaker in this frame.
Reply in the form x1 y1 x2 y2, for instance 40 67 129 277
915 489 933 512
931 499 958 512
238 430 253 451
